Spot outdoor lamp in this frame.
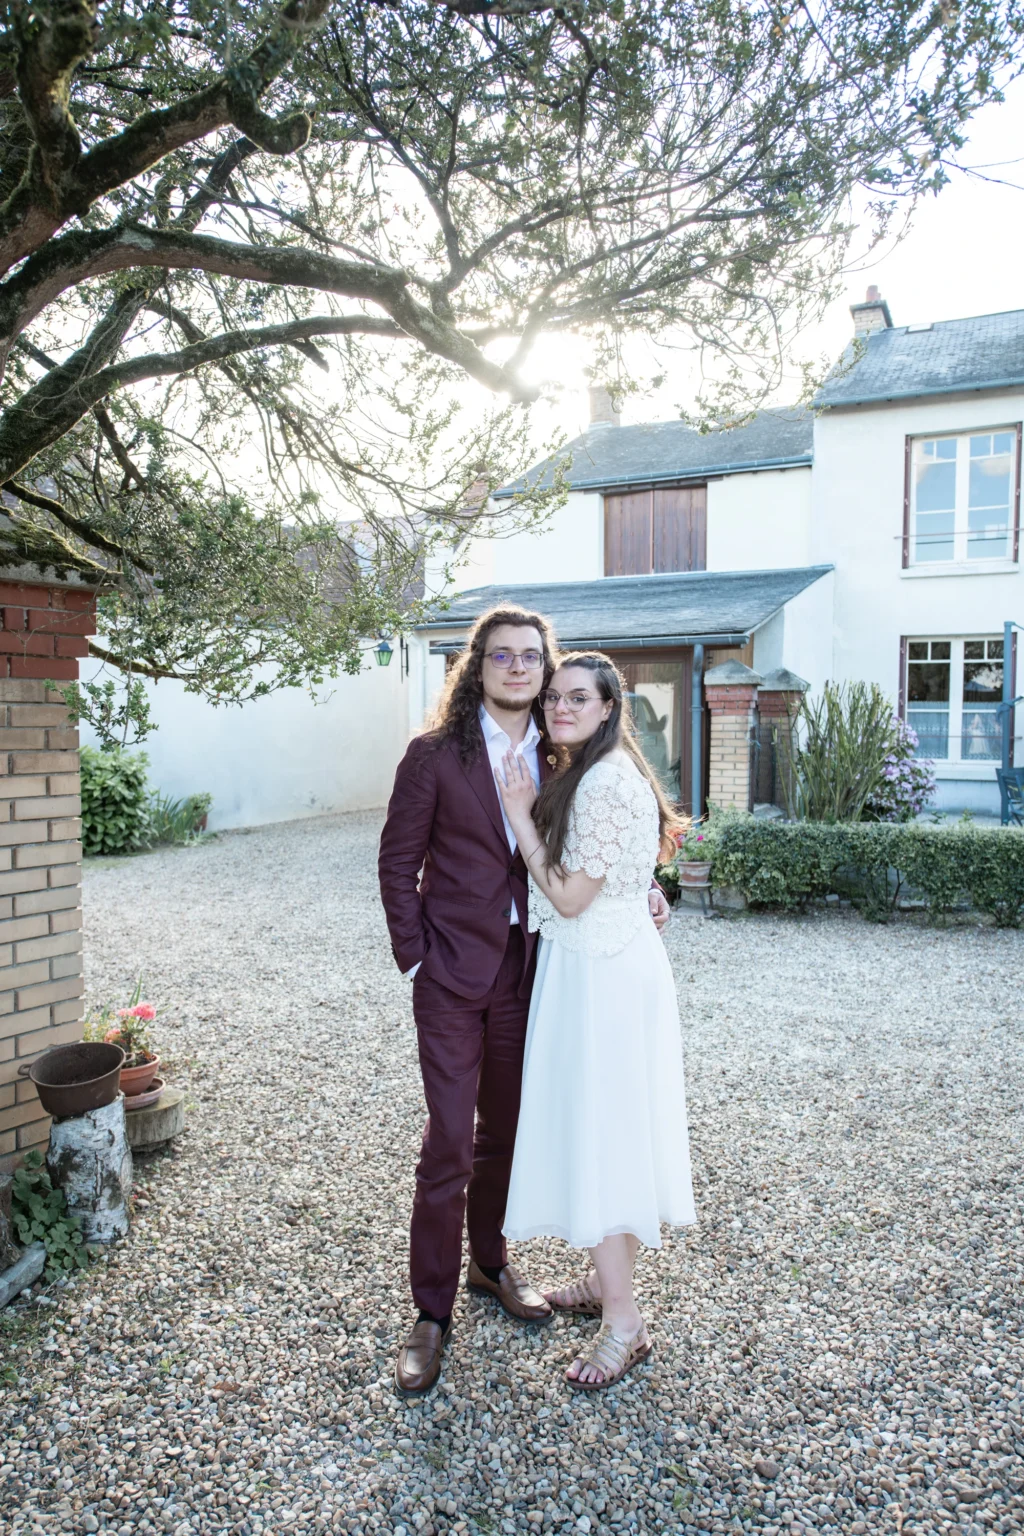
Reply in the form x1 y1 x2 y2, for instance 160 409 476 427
375 639 394 667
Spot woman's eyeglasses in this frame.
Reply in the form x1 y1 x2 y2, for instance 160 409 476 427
539 689 598 712
485 649 544 670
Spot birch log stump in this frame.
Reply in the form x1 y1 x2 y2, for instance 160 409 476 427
47 1098 133 1243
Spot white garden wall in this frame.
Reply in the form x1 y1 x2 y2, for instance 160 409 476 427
83 658 411 832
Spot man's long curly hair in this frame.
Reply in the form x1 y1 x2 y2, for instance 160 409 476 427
426 605 558 762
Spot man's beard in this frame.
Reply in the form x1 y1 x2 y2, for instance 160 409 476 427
488 692 534 714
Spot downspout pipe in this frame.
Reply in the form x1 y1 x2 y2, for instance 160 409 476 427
691 643 704 820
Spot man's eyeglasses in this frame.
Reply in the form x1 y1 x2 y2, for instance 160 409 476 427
540 689 598 712
485 649 544 670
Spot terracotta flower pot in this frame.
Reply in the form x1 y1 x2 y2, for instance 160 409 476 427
678 860 712 888
120 1054 160 1096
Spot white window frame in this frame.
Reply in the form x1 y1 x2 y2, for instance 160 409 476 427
904 425 1021 571
903 634 1006 771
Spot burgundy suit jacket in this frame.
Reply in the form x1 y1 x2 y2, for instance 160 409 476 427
378 725 551 1001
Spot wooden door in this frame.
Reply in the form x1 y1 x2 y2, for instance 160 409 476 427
604 485 706 575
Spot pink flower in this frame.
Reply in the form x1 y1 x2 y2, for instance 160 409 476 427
130 1003 156 1021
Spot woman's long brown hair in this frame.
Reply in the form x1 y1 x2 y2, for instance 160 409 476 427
532 652 686 867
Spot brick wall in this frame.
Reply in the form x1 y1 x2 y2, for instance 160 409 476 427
705 682 759 812
0 580 96 1169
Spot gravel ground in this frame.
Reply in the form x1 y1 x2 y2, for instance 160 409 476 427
1 808 1022 1536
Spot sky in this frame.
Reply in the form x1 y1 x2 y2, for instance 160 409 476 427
519 73 1024 442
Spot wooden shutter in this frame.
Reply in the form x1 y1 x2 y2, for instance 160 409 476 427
902 436 912 568
605 484 707 575
653 485 706 573
898 636 907 719
1014 423 1022 565
604 491 653 576
1012 630 1019 767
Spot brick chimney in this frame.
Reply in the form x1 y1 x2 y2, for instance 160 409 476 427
588 385 621 428
850 284 893 338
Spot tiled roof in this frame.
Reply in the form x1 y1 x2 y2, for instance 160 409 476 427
493 407 814 498
816 308 1024 408
418 565 832 646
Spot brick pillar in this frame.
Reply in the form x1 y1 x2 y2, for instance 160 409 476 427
704 660 762 811
0 578 97 1169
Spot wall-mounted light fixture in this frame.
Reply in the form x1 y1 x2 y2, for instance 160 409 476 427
375 638 393 667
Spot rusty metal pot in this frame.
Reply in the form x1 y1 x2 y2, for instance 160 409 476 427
18 1042 126 1119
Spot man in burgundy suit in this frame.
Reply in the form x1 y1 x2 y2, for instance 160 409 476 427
379 605 669 1395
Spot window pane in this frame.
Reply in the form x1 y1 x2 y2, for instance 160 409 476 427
964 658 1003 703
964 640 984 660
908 707 949 759
930 641 951 660
968 435 1012 559
961 705 1000 760
988 639 1004 659
916 445 957 510
914 440 957 561
908 641 928 661
915 512 955 562
908 661 950 703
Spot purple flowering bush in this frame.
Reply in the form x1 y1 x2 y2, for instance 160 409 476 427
863 718 936 822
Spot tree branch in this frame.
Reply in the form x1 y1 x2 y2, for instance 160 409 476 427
12 0 98 194
0 310 423 485
1 475 144 567
0 0 329 278
86 640 191 683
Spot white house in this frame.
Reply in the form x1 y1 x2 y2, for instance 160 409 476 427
115 291 1022 827
410 291 1024 818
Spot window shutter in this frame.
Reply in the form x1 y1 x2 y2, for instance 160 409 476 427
898 636 907 719
902 436 912 568
1014 423 1022 565
652 486 707 573
1012 630 1019 767
604 491 653 576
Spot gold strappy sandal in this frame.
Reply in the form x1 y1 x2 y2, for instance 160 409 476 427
546 1275 603 1318
568 1321 653 1391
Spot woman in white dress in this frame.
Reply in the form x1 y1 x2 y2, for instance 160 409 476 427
495 652 696 1390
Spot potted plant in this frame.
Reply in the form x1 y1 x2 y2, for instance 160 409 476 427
83 980 160 1096
673 824 713 887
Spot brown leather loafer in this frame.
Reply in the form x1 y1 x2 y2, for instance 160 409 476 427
466 1259 554 1324
395 1319 451 1396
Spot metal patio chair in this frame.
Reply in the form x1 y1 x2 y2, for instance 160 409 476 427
996 767 1024 826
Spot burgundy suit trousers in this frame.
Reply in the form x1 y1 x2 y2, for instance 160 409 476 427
410 924 534 1319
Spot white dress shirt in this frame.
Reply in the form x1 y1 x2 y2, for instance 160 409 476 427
477 703 541 924
405 704 542 978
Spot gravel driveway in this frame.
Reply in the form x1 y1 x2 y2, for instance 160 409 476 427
2 809 1022 1536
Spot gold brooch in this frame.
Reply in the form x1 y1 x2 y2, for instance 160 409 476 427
546 754 557 766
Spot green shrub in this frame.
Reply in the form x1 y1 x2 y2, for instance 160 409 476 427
80 746 152 856
785 681 901 822
149 790 213 846
709 817 1024 926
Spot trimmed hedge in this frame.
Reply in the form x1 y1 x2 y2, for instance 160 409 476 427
709 819 1024 926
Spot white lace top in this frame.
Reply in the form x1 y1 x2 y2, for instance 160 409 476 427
528 759 660 957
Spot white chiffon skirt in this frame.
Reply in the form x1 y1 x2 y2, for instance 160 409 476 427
503 916 696 1250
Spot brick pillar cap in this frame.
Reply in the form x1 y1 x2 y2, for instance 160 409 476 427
759 666 810 692
703 660 763 687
